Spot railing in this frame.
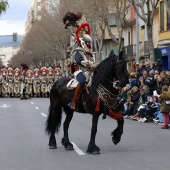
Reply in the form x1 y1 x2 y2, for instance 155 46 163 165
122 44 136 59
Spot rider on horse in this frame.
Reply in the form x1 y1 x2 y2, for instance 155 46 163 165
68 23 96 110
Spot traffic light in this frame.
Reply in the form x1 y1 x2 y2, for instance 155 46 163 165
13 33 17 42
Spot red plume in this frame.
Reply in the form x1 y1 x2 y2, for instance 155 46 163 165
75 23 91 43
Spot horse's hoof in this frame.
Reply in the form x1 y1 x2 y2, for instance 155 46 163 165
112 137 119 145
49 145 57 149
65 145 74 151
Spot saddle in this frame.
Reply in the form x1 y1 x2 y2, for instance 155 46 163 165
66 71 92 90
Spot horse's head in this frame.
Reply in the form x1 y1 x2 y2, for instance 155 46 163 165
113 51 129 88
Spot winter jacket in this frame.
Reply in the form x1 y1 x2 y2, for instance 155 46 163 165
158 92 170 113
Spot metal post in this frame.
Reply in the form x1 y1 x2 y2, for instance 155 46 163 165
136 0 139 63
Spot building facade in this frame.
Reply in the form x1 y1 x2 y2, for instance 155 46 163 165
158 0 170 70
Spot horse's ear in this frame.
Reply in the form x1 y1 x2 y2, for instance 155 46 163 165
108 49 115 58
118 51 124 60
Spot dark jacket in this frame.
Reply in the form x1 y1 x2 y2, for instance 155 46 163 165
131 90 140 106
162 76 170 87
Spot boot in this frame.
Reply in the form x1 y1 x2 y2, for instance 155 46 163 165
69 83 83 110
161 125 169 129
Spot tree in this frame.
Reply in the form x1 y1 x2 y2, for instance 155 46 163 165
164 0 170 17
0 0 9 15
129 0 159 65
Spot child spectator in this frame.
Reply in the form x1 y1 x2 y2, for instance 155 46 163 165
158 85 170 129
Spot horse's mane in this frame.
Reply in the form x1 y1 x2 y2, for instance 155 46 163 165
91 56 117 90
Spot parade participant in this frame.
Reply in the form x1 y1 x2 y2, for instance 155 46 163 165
1 66 8 97
20 63 29 99
68 23 96 110
7 66 14 97
46 66 54 96
13 67 21 97
55 65 62 81
33 68 40 97
40 66 48 97
25 69 33 98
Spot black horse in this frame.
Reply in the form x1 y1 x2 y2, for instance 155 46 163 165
45 51 129 154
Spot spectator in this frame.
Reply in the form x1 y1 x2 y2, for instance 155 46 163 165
160 71 170 87
124 86 140 118
145 62 151 72
158 85 170 129
148 70 156 95
154 69 160 76
155 75 162 94
153 60 163 72
153 96 163 124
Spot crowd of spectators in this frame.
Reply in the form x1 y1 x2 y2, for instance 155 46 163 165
119 60 170 129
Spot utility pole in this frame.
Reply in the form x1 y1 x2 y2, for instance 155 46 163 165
135 0 139 63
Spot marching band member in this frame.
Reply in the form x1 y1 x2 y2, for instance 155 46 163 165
33 68 40 97
7 67 14 97
25 69 33 98
13 67 21 97
1 66 8 97
54 65 62 81
46 66 54 96
20 63 29 99
40 66 48 97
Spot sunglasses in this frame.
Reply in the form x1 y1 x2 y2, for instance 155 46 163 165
155 73 159 74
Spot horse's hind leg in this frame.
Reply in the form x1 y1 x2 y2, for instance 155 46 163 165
111 117 124 145
87 113 100 154
62 106 74 150
46 97 63 149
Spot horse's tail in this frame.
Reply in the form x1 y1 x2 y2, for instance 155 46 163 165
45 87 62 135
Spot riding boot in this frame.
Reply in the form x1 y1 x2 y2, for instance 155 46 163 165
69 83 83 110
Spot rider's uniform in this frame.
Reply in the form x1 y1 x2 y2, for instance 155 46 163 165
72 45 94 87
72 23 95 87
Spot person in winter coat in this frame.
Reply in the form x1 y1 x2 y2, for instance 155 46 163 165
158 85 170 129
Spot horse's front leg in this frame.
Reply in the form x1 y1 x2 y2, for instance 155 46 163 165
87 113 100 154
111 117 124 145
61 107 74 150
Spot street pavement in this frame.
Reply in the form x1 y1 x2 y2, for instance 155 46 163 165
0 98 170 170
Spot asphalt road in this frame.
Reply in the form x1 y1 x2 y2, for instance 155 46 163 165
0 98 170 170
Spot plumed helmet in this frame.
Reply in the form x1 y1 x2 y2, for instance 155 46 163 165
47 67 54 76
55 67 62 76
7 67 13 76
41 66 47 76
1 66 7 76
26 70 33 78
34 68 40 77
14 67 20 76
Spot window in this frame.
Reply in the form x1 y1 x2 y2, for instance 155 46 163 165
141 25 145 30
160 1 164 32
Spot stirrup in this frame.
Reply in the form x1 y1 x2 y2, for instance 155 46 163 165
67 102 78 111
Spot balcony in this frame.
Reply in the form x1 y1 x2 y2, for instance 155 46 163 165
122 44 136 60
